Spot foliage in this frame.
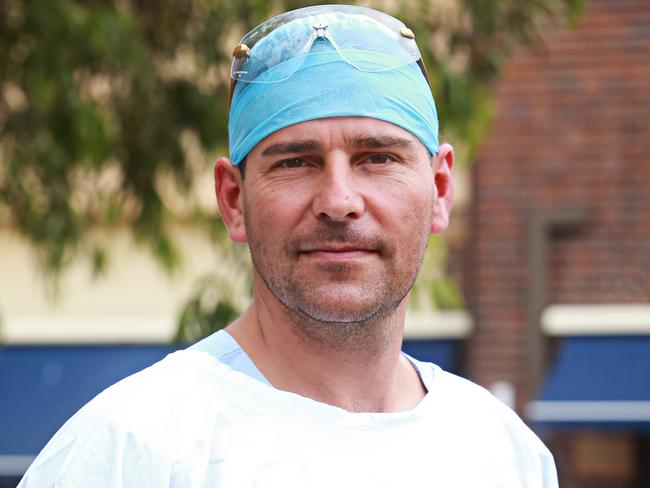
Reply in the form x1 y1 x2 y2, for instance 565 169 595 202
1 0 235 277
410 235 464 310
0 0 582 336
174 239 252 343
173 275 239 343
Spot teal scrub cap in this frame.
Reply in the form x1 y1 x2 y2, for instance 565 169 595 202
228 5 439 165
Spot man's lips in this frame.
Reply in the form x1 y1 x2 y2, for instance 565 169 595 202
297 244 377 260
299 243 373 252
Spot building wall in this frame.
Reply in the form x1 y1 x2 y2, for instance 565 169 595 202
468 0 650 485
469 0 650 400
0 226 247 343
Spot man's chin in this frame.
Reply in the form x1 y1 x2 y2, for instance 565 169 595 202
290 293 398 325
287 297 404 350
298 308 378 325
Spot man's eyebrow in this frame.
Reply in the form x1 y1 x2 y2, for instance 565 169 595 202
261 140 322 156
348 135 415 150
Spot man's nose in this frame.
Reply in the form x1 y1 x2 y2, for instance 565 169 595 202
311 159 365 221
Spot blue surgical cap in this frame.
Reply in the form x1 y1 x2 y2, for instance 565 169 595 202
228 43 439 165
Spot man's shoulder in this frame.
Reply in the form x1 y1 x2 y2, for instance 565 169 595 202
430 365 507 408
417 360 517 415
19 350 236 487
409 362 557 486
419 361 552 451
60 349 237 430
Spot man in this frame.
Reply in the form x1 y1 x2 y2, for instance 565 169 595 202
20 5 557 487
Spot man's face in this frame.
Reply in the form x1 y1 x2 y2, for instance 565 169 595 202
237 117 443 323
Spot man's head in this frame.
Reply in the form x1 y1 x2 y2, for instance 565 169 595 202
215 5 453 334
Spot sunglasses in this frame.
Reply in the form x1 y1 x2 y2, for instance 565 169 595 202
228 4 430 104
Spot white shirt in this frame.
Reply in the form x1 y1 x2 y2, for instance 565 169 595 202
19 337 557 487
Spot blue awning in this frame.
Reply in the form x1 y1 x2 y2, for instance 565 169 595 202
0 345 178 476
527 336 650 429
402 338 460 372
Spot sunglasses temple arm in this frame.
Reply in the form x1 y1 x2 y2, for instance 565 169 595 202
417 59 431 87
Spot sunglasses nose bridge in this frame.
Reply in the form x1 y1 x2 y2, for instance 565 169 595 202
312 22 328 37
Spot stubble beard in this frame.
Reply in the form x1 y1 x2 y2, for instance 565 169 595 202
247 220 430 352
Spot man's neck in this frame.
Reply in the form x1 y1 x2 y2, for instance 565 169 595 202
226 293 426 413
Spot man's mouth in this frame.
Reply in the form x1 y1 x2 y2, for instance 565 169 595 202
298 243 377 260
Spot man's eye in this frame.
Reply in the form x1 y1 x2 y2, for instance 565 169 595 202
276 158 307 168
367 153 395 165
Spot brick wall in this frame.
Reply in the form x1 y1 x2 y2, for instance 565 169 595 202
468 0 650 401
467 1 650 485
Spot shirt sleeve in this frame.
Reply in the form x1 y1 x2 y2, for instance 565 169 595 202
540 443 559 488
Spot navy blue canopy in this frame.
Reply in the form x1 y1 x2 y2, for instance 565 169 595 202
402 338 459 372
528 336 650 429
0 345 179 476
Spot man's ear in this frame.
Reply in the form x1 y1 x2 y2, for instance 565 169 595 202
214 156 247 243
430 143 454 234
